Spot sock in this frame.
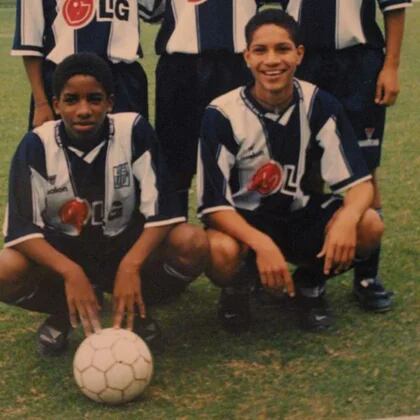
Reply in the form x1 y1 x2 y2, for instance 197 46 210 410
294 266 327 298
354 208 383 282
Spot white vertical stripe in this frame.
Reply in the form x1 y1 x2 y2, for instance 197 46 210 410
133 151 159 218
196 141 205 210
2 204 9 237
317 117 352 186
285 0 303 23
48 11 76 63
166 0 199 53
109 0 140 62
21 0 45 48
233 0 257 52
217 145 235 205
336 0 366 49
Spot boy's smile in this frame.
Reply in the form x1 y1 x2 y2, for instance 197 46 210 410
53 75 113 145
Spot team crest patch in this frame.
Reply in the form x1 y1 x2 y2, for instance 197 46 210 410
59 198 91 233
113 163 130 189
63 0 95 28
247 160 283 195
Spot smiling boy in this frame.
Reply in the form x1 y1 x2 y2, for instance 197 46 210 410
0 53 208 356
197 9 384 333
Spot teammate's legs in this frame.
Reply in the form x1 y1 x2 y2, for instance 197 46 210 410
110 61 149 120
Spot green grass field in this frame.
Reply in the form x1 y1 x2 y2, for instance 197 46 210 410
0 6 419 419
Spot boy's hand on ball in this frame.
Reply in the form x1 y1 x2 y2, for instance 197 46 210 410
113 262 146 331
63 264 102 335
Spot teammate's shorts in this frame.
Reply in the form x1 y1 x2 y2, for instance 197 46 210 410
239 194 343 271
296 46 386 170
155 52 252 191
28 59 149 129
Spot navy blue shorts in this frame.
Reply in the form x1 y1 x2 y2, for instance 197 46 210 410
296 46 386 170
155 52 252 190
28 59 148 129
240 194 343 269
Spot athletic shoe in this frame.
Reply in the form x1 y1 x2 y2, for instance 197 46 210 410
295 290 333 331
353 277 393 312
133 315 164 353
217 287 251 334
37 313 71 357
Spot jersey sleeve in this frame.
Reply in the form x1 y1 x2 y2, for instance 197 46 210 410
131 117 186 227
377 0 412 13
197 106 238 218
11 0 45 57
3 133 47 247
138 0 165 22
311 93 372 193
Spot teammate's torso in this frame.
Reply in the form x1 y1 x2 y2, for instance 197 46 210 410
283 0 410 51
156 0 259 54
14 0 141 63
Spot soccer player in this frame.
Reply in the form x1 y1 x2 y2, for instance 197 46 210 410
154 0 279 212
197 9 384 333
12 0 164 128
0 53 209 356
281 0 411 311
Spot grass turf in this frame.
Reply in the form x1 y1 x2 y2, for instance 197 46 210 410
0 5 419 419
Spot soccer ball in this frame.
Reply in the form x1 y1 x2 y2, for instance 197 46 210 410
73 328 153 404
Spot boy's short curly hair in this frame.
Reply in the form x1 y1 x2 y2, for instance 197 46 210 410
52 53 114 98
245 8 301 48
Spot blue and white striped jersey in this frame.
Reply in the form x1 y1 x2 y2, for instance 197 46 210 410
155 0 272 54
3 113 185 248
282 0 412 50
197 79 371 218
11 0 165 64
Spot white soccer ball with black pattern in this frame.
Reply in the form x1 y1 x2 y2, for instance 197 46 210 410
73 328 153 404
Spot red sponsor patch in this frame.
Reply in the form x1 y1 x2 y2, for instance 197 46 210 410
63 0 95 28
59 198 90 233
247 161 283 195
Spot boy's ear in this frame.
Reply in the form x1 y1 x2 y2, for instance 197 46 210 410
296 44 305 66
243 49 251 68
107 94 115 113
52 96 60 115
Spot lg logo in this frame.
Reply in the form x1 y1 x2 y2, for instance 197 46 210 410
63 0 130 28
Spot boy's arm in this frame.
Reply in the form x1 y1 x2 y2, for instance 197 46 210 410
375 9 406 106
207 210 295 295
318 180 374 275
112 224 173 330
13 238 101 335
23 57 54 127
112 116 185 329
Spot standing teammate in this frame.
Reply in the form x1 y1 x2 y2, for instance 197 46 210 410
281 0 411 311
0 53 209 355
154 0 278 211
197 9 384 333
12 0 164 128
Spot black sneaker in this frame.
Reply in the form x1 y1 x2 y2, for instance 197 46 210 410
37 313 71 357
295 289 333 332
133 315 164 354
353 277 393 312
217 287 251 334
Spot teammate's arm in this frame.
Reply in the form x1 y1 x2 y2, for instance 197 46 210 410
13 238 101 335
375 8 406 106
206 210 295 296
23 56 54 127
317 180 374 275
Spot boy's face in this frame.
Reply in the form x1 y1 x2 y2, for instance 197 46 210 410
244 24 304 101
53 75 113 144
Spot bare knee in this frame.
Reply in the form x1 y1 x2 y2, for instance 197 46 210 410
165 223 209 276
357 209 384 255
0 248 32 301
206 229 246 287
